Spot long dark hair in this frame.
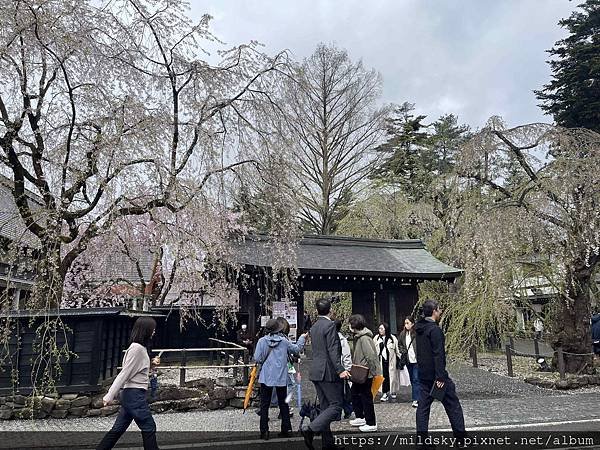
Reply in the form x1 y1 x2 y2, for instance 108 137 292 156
130 317 156 347
378 322 391 338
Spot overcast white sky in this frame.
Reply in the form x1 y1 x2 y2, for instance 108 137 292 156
189 0 576 129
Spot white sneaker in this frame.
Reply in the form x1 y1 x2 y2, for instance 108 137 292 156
412 400 418 408
391 393 397 399
380 393 389 402
349 418 366 427
359 424 378 432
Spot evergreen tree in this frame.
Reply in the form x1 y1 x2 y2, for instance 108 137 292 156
535 0 600 132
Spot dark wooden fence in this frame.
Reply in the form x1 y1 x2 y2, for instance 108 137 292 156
0 308 143 394
0 307 248 394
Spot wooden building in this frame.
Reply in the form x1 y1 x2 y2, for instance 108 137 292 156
234 235 462 337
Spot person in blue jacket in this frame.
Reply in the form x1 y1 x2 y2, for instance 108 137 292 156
254 318 307 440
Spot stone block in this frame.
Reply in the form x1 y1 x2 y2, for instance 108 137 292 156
154 386 206 402
149 398 205 413
234 388 249 399
184 378 215 390
91 395 105 409
216 377 236 388
555 380 571 390
68 406 88 417
101 405 120 416
55 399 72 410
61 394 79 400
0 408 13 420
41 397 56 413
71 396 91 407
7 395 26 405
210 387 236 401
51 409 69 419
206 399 227 410
229 398 245 409
0 397 5 406
87 409 102 417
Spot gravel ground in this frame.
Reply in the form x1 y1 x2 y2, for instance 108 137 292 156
459 352 600 395
157 367 238 386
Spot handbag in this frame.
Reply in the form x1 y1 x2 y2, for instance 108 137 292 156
398 365 411 386
397 334 414 369
350 364 369 384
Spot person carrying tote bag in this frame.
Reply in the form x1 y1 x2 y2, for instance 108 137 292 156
348 314 381 433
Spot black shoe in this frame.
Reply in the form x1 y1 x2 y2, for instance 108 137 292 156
260 431 270 441
300 426 315 450
278 430 293 438
277 412 294 419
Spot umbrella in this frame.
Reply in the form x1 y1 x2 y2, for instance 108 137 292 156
299 399 320 431
371 374 384 399
243 365 258 412
296 371 302 408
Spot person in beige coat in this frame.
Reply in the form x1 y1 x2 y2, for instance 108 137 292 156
373 322 401 401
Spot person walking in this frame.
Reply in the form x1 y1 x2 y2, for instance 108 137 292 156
398 315 420 407
533 316 544 340
592 312 600 359
301 298 349 450
348 314 380 433
335 319 353 420
254 318 307 440
415 300 466 449
97 317 161 450
373 322 401 401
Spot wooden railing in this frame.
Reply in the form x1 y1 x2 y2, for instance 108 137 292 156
124 338 252 386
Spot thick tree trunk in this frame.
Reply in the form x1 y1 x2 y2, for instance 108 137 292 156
30 241 65 310
553 267 594 373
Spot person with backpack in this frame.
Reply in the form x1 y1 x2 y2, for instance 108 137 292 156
97 317 161 450
348 314 380 433
415 300 466 449
398 315 420 407
254 318 307 440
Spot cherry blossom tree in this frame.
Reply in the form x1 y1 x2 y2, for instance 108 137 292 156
456 118 600 372
0 0 288 310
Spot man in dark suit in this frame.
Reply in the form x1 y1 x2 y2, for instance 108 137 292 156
301 298 350 450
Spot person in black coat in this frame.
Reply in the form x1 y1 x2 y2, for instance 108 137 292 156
301 298 350 450
592 313 600 357
415 300 466 449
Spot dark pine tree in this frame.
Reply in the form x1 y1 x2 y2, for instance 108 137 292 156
535 0 600 132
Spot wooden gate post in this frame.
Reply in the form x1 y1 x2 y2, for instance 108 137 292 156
179 349 187 387
557 346 566 381
505 344 514 377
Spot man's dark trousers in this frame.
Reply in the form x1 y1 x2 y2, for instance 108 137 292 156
311 380 343 448
416 378 465 439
